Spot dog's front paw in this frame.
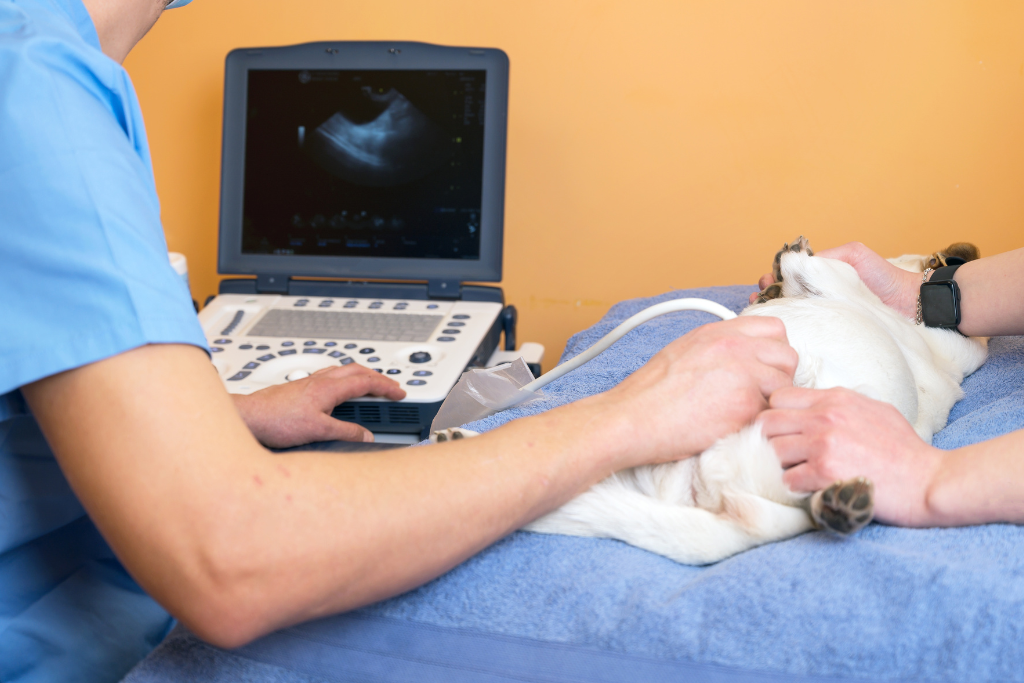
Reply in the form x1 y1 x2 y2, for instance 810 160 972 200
430 427 480 443
809 477 874 534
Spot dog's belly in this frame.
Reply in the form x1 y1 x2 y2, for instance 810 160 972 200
743 298 920 428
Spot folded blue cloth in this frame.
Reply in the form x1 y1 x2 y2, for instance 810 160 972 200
124 286 1024 683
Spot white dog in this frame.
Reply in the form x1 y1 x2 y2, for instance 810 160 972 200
434 239 987 564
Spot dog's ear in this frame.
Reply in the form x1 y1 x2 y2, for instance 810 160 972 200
926 242 981 269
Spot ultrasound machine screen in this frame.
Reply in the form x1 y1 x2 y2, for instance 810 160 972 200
242 69 486 261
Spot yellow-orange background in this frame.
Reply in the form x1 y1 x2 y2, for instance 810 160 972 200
126 1 1024 370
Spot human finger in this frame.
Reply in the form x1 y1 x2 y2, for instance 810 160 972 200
313 367 407 402
814 241 864 265
758 273 775 290
764 433 813 468
751 337 799 380
723 314 789 342
315 414 375 442
780 463 826 493
767 386 830 411
752 365 795 401
758 405 816 439
312 363 378 380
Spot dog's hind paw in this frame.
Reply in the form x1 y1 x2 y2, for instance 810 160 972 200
756 283 784 304
430 427 480 443
754 236 814 304
809 477 874 535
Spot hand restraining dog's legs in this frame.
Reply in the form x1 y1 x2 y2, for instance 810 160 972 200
753 236 877 535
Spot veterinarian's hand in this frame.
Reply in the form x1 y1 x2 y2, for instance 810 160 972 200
600 316 798 466
232 365 406 448
760 386 944 526
749 242 920 319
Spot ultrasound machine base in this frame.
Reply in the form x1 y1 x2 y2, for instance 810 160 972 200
201 294 504 438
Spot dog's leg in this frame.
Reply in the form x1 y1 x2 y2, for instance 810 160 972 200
430 427 480 443
925 242 981 270
528 478 815 565
755 236 813 303
527 483 779 565
801 477 875 534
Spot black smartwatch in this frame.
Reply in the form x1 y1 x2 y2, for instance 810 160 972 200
920 264 964 331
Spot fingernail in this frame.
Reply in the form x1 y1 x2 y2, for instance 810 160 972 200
363 431 374 443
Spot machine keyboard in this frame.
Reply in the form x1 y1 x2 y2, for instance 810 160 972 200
247 309 444 342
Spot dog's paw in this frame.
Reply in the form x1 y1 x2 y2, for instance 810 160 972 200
754 236 814 304
809 477 874 535
925 241 981 270
756 282 784 304
430 427 480 443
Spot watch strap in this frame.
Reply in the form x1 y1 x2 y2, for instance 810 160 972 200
930 264 962 283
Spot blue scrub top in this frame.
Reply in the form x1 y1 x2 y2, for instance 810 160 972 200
0 0 208 680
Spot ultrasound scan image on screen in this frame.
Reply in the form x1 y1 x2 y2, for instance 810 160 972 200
241 69 486 260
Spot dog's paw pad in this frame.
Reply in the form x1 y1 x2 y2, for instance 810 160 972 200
756 283 784 304
788 235 814 256
430 427 478 443
810 477 874 535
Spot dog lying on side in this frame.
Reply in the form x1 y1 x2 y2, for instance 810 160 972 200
434 239 987 564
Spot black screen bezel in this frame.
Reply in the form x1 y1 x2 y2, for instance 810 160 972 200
218 42 508 283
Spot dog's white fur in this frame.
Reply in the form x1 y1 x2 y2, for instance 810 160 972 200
442 251 988 564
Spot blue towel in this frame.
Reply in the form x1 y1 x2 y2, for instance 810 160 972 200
124 286 1024 683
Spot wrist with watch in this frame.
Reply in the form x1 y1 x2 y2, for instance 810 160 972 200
915 259 968 334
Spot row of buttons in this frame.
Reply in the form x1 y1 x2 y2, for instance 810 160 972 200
225 340 434 385
292 298 443 311
214 337 433 366
435 315 470 343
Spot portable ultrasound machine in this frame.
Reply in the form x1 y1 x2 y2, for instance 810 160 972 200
199 41 542 444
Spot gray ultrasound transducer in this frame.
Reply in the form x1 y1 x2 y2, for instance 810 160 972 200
198 42 515 440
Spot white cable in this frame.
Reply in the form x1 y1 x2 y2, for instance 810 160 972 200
521 298 738 393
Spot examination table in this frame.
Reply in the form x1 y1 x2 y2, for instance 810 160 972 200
124 285 1024 683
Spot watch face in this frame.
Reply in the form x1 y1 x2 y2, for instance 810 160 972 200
921 281 960 328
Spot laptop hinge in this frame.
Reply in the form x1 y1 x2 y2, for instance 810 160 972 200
427 279 461 300
256 274 290 294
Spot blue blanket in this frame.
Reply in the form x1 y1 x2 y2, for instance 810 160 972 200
124 286 1024 683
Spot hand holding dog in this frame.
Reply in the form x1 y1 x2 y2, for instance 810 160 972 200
759 387 943 527
595 316 799 468
749 241 920 318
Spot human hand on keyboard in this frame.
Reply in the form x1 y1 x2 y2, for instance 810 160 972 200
231 364 406 448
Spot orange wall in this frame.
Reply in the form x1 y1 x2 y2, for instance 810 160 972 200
126 1 1024 370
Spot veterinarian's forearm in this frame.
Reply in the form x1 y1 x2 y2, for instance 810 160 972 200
25 345 636 650
925 428 1024 526
195 394 632 645
947 247 1024 337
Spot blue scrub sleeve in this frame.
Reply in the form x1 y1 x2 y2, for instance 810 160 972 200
0 1 207 395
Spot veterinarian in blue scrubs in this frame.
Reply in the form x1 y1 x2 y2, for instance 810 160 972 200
1 1 804 680
0 0 397 679
0 0 201 679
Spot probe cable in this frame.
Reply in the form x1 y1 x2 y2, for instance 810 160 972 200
520 298 738 394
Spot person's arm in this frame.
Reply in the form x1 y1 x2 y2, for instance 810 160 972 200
22 316 796 649
759 387 1024 527
750 241 1024 336
947 246 1024 336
